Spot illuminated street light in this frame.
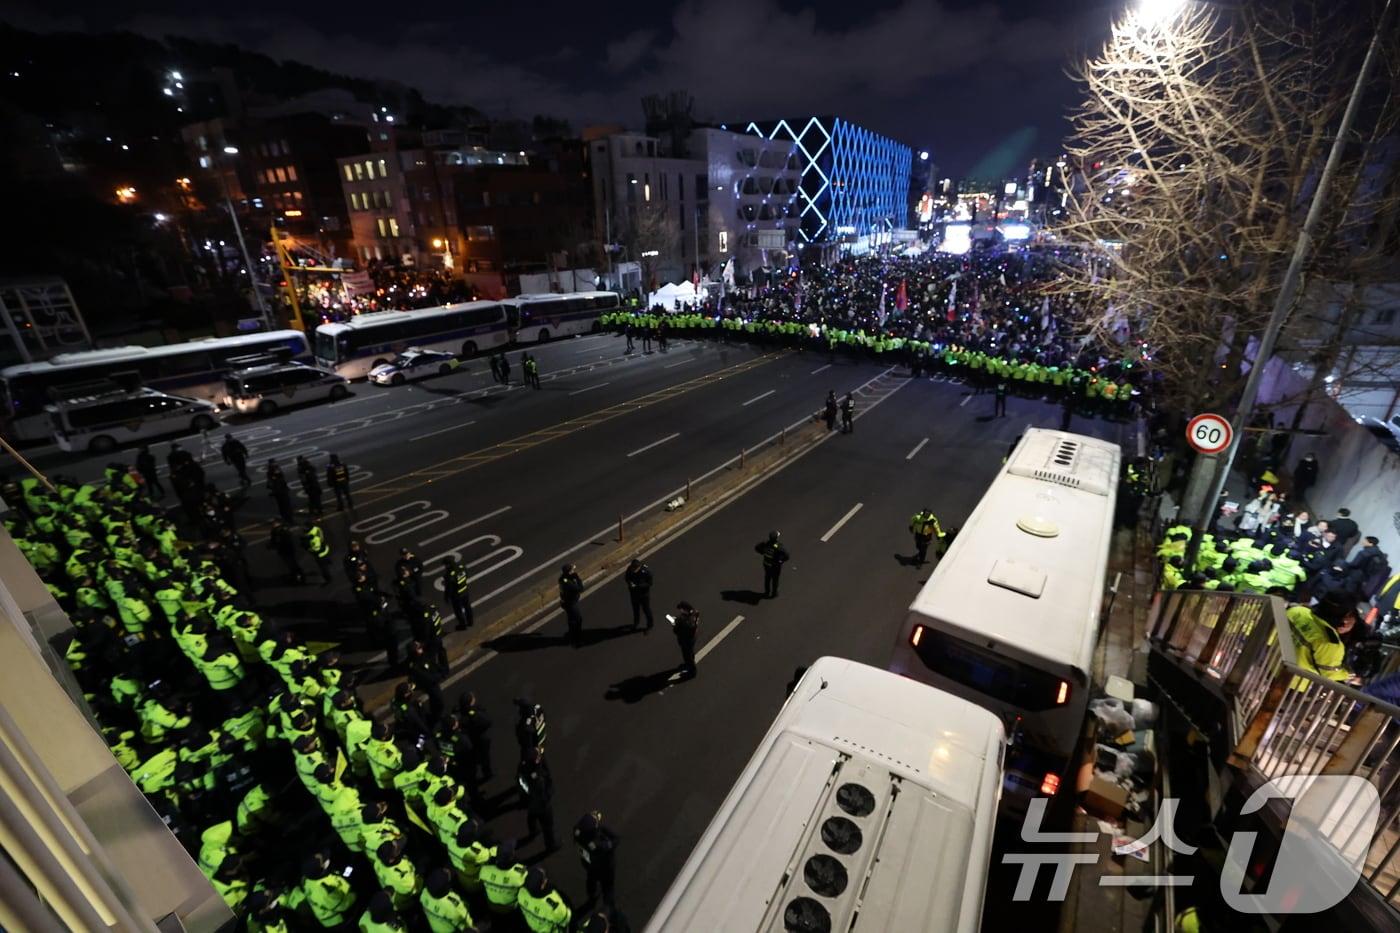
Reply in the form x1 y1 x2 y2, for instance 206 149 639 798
431 238 445 249
223 145 239 155
114 186 137 203
1135 0 1187 27
919 150 929 161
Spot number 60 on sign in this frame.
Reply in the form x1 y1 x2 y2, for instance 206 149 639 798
1186 413 1233 455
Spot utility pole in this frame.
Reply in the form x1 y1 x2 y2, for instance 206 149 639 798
216 147 272 330
1182 0 1394 571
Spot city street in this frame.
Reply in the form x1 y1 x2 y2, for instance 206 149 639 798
44 332 1132 922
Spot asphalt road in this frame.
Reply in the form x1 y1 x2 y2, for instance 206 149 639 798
41 334 1132 928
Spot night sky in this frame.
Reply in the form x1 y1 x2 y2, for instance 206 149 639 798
6 0 1119 176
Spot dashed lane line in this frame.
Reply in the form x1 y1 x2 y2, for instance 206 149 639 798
819 503 863 542
742 389 776 407
810 364 832 375
410 421 476 443
626 432 681 458
906 437 929 461
568 382 611 396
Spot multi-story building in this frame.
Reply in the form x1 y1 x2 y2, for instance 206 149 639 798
742 117 912 245
242 115 367 256
589 127 800 286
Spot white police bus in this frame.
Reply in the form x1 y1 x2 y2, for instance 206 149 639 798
506 291 620 344
0 330 310 443
888 429 1119 810
314 302 512 380
645 657 1005 933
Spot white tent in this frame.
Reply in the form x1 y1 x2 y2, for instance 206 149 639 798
648 280 698 309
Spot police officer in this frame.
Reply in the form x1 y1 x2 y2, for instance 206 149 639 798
419 866 474 933
993 379 1008 418
326 454 353 511
518 866 571 933
559 563 584 644
266 460 294 523
358 890 407 933
671 601 700 678
394 565 424 621
574 810 619 910
396 548 424 595
823 390 838 431
514 699 546 758
302 520 333 585
840 392 855 433
498 352 511 386
406 641 446 722
909 509 944 566
526 354 541 389
518 747 557 852
135 445 163 498
755 531 790 598
624 558 654 631
299 852 358 928
458 692 493 781
479 842 527 917
367 590 401 667
442 556 474 630
346 538 376 587
221 434 251 487
296 455 323 517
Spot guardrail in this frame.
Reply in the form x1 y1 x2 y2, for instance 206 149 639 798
1149 589 1400 914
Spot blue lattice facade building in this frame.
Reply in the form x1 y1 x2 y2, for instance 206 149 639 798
742 116 912 243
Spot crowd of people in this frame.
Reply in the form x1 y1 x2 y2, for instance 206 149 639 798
603 249 1148 421
305 263 477 324
1158 486 1398 686
6 457 622 932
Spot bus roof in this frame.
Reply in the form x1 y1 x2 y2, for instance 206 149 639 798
907 429 1120 675
0 330 307 378
646 657 1003 933
314 301 503 335
507 290 616 303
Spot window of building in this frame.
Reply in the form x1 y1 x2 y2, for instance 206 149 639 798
719 231 728 252
644 183 651 202
377 217 387 237
388 218 400 237
660 173 668 201
286 165 298 182
351 192 362 210
635 142 643 155
255 170 266 185
281 140 290 155
647 141 656 157
293 191 303 203
1376 307 1397 326
354 162 364 181
626 173 636 202
364 160 375 180
467 225 495 241
272 167 285 183
382 191 393 209
379 158 388 178
678 174 685 201
343 164 354 182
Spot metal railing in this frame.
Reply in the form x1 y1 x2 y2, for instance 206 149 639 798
1149 588 1400 913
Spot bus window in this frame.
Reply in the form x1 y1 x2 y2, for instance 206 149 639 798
908 627 1072 712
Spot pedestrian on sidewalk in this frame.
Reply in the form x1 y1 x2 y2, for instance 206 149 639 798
670 601 700 678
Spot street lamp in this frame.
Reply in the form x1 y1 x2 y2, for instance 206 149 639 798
212 145 272 330
1135 0 1187 27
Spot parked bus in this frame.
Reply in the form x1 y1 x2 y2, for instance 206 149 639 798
888 429 1119 810
0 330 309 443
506 291 620 344
645 657 1005 933
313 302 511 380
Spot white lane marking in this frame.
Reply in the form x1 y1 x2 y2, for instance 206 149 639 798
415 505 514 547
695 615 746 663
663 359 692 369
568 382 611 396
819 503 864 543
960 394 972 407
905 438 929 461
742 389 776 407
410 420 476 442
810 364 832 375
627 432 681 458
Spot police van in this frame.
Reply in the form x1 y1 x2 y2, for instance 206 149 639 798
46 388 219 453
221 361 350 416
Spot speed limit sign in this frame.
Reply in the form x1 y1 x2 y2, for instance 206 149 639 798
1186 413 1233 455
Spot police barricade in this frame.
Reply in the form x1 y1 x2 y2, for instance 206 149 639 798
1148 588 1400 915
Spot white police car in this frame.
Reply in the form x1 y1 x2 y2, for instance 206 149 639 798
367 348 462 386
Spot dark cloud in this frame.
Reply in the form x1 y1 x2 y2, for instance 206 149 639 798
5 0 1114 174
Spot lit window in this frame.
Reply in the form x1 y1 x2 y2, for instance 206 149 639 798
378 159 388 178
364 160 375 180
351 192 362 210
644 183 651 202
293 191 303 203
354 162 363 181
286 165 297 182
274 167 287 183
377 217 387 237
388 218 399 237
343 164 354 182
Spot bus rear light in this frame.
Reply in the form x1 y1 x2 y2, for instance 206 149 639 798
911 625 925 647
1040 773 1061 795
1055 680 1070 705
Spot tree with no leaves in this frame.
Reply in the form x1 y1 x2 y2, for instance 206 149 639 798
627 201 682 296
1055 0 1400 419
